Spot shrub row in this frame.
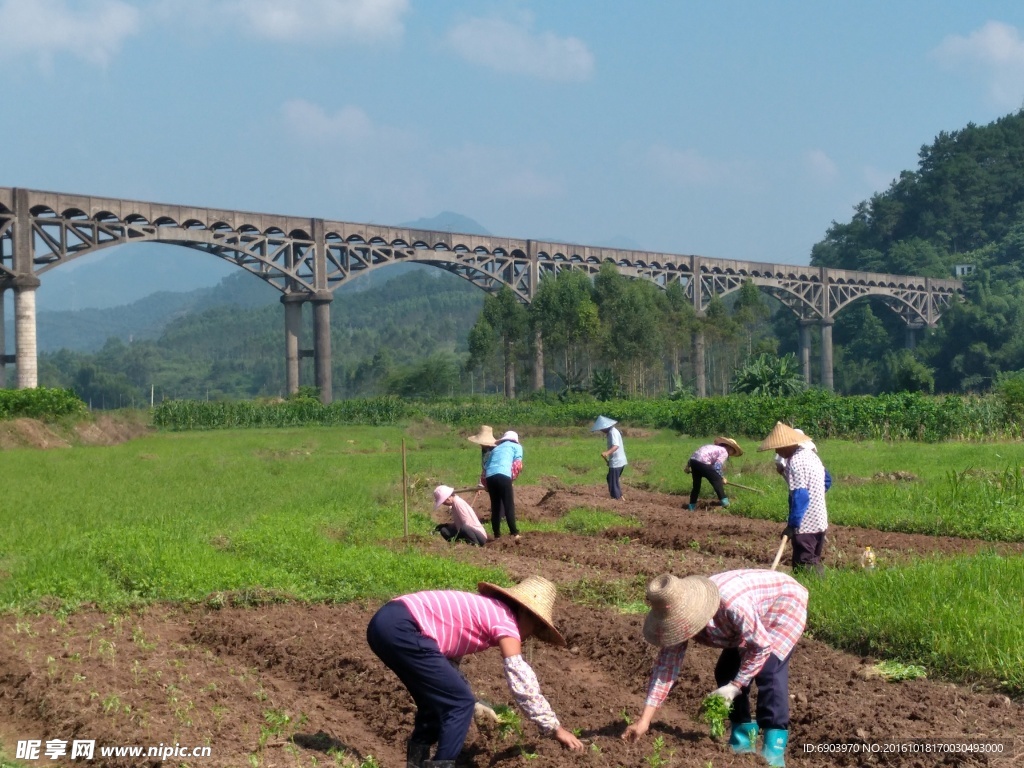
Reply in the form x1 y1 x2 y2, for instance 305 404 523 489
0 387 87 421
153 390 1020 441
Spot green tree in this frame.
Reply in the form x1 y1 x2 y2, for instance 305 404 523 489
531 270 599 392
482 287 528 398
730 353 805 396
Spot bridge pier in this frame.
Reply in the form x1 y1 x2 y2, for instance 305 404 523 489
820 318 834 392
12 276 40 389
0 287 6 388
799 320 813 386
281 293 305 397
905 322 923 349
312 292 333 404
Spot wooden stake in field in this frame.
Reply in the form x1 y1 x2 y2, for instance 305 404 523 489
402 439 409 541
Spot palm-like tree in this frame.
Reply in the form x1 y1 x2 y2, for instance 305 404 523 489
730 353 805 396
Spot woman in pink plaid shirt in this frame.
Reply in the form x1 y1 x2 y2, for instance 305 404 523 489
622 569 808 768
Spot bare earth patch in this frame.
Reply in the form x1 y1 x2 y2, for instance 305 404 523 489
0 482 1021 767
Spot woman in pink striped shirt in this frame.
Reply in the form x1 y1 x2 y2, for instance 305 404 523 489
366 576 584 767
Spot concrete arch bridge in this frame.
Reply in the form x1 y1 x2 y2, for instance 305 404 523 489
0 187 963 401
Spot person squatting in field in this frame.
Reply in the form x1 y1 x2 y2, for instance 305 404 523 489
592 415 628 499
366 576 584 767
483 430 523 541
686 436 743 509
622 569 809 768
432 485 488 546
759 422 830 575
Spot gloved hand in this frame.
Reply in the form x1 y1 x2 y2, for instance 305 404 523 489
709 683 742 702
782 525 797 539
474 701 500 724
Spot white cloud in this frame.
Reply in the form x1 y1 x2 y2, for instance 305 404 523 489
447 14 594 82
804 149 839 185
282 99 376 143
932 21 1024 109
645 144 753 188
158 0 408 42
0 0 140 67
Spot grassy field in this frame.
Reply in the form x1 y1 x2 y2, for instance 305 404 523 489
0 424 1022 692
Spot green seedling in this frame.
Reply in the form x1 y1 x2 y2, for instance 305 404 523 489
698 694 732 740
492 704 524 740
645 735 674 768
872 660 927 681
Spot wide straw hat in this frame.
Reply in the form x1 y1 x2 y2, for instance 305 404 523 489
478 576 566 647
433 485 455 510
714 436 743 456
467 425 497 447
642 573 721 647
591 415 618 432
497 430 520 444
758 421 808 452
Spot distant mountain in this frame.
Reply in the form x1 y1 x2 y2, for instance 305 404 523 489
37 243 236 312
400 211 492 236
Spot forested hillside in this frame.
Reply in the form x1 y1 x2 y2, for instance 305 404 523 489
38 267 485 406
811 109 1024 393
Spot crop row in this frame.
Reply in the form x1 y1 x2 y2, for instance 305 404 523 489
153 390 1019 441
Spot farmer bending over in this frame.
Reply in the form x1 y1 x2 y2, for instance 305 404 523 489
622 569 808 768
367 576 583 767
686 437 742 510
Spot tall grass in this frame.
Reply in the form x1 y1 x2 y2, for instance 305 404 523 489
804 554 1024 693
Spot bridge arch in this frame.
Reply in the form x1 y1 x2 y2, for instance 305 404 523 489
0 186 963 400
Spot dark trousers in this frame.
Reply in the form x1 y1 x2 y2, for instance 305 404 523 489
486 474 518 537
792 531 826 575
714 648 792 730
607 465 624 499
689 459 726 504
435 523 486 547
366 601 475 760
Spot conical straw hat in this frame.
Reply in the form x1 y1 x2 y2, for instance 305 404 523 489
758 421 807 452
642 574 721 647
478 576 566 647
591 415 617 431
714 436 743 456
467 425 497 447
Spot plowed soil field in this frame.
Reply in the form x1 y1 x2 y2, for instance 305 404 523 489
1 484 1020 767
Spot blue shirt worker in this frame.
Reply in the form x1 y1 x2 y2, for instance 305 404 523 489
592 415 628 499
484 431 524 541
758 422 829 576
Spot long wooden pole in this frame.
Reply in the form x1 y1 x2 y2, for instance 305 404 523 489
402 439 409 541
771 535 788 570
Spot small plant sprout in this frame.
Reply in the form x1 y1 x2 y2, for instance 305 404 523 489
698 694 732 740
645 735 674 768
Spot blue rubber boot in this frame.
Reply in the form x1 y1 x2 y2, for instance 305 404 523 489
721 497 731 508
687 503 696 511
728 722 758 754
761 728 789 767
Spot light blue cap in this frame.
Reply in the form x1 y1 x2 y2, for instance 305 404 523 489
591 415 617 431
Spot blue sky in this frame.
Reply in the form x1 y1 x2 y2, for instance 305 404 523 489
3 0 1024 268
